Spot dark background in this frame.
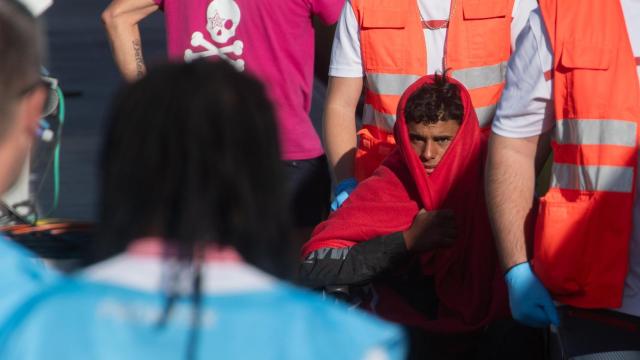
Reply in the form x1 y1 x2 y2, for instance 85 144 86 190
38 0 166 220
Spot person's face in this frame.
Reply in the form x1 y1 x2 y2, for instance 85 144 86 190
0 80 46 194
407 119 460 175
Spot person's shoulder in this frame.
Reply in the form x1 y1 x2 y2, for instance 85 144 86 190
0 276 173 359
0 275 405 359
306 0 344 25
0 235 58 293
0 275 168 339
269 283 406 343
6 276 135 317
0 235 45 278
0 235 35 259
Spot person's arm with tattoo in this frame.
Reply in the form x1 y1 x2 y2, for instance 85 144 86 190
102 0 159 82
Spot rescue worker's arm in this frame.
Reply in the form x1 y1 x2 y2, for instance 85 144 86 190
102 0 159 82
485 132 551 270
486 132 558 328
486 7 559 328
300 210 456 288
323 76 363 183
486 133 537 270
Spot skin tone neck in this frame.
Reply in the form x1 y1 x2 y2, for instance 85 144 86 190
407 119 461 175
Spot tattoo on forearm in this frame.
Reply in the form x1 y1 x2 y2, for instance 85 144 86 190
132 40 145 78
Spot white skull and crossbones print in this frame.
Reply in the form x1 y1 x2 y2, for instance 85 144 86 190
184 0 245 71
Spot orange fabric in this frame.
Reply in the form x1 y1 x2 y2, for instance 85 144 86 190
364 91 401 116
355 125 396 181
352 0 426 75
467 84 505 108
352 0 514 179
534 0 640 308
553 144 637 167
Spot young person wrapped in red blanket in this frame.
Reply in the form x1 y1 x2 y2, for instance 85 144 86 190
300 74 542 359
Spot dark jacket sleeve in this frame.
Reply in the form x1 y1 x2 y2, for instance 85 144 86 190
298 231 408 288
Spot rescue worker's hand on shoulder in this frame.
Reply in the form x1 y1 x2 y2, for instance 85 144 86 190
330 177 357 211
504 262 560 328
402 209 457 252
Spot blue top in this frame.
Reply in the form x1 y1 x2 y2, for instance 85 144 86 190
0 255 406 360
0 236 57 325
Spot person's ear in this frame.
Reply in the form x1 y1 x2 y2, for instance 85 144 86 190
20 86 47 135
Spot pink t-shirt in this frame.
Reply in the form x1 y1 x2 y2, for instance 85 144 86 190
153 0 343 160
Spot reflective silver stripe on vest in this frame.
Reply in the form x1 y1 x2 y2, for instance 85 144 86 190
366 73 421 95
474 104 497 128
364 103 494 130
450 62 507 90
362 104 396 131
551 163 634 193
556 119 637 147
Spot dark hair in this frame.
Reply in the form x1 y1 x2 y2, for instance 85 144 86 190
404 71 463 125
97 60 291 278
0 0 43 130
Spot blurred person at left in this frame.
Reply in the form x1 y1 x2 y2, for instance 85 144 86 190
0 0 58 324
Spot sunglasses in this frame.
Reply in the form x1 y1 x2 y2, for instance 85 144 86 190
17 76 59 117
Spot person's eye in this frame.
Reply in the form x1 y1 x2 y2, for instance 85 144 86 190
435 137 451 144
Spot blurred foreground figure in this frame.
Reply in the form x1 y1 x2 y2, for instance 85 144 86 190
0 0 56 323
0 61 405 360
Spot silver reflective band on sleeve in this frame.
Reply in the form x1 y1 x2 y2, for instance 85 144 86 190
451 62 507 90
474 104 497 128
556 119 637 147
366 73 421 95
305 247 351 261
363 104 396 131
551 163 634 193
572 351 640 360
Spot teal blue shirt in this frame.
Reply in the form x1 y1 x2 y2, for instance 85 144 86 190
0 256 406 359
0 236 57 325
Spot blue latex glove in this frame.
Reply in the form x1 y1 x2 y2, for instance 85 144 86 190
505 262 560 328
330 178 358 211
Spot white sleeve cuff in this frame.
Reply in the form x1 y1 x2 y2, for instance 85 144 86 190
491 114 554 138
328 66 365 78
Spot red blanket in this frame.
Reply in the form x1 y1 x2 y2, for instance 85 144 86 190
302 75 508 333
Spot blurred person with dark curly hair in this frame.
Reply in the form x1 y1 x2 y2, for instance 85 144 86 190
300 73 543 359
0 61 406 360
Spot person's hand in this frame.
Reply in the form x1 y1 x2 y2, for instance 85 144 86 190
402 209 457 252
330 178 357 211
505 262 560 328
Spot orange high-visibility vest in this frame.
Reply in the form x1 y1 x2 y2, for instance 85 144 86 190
533 0 640 308
351 0 514 180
